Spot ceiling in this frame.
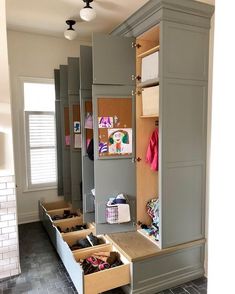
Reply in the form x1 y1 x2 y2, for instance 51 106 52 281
6 0 149 41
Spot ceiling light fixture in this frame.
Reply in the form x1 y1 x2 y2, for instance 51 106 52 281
64 20 77 40
80 0 96 22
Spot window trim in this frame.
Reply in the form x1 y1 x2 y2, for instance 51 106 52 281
19 77 57 192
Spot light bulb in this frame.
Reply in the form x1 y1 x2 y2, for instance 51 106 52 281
80 7 96 22
64 29 77 41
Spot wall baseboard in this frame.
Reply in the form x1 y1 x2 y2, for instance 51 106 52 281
18 211 39 224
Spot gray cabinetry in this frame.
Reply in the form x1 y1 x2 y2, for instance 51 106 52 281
60 65 71 202
68 57 82 209
80 46 95 223
93 0 213 247
54 69 63 196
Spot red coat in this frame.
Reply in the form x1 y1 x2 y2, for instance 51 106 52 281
146 128 159 171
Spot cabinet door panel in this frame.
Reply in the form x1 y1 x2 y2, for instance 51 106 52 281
68 57 80 95
60 65 71 202
69 96 82 209
160 79 207 248
92 34 135 85
60 65 68 98
93 85 136 234
54 69 63 196
80 46 92 90
60 101 71 202
81 93 95 223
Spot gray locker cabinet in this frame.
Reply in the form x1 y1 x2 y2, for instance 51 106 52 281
54 69 63 196
68 57 80 95
92 34 135 86
60 65 71 203
94 0 213 247
80 46 95 223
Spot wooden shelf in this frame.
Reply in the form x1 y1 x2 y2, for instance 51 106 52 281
137 78 159 88
137 45 160 59
140 115 158 119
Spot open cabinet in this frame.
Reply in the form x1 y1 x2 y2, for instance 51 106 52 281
92 0 213 249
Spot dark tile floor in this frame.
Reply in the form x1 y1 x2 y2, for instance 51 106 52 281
0 222 207 294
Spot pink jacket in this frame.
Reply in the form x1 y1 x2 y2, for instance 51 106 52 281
146 128 159 171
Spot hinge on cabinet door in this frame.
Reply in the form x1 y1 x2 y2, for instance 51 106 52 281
131 90 142 96
131 42 141 49
131 75 141 81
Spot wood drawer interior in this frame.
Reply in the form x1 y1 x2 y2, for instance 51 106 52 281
47 208 80 218
42 200 70 211
63 230 106 252
54 219 94 234
73 244 130 294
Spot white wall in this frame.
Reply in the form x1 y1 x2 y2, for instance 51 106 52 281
208 1 235 292
0 0 14 176
7 30 91 224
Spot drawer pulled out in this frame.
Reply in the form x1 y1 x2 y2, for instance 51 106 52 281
54 217 94 235
71 244 130 294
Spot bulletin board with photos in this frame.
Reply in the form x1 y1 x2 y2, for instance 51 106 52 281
97 97 133 158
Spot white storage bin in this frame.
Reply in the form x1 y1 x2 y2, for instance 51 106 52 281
142 86 159 116
141 51 159 82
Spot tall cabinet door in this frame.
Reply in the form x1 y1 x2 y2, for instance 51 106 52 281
60 65 71 203
92 34 136 234
54 69 63 196
68 57 82 209
80 46 95 223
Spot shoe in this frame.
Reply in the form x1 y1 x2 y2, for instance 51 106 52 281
86 233 100 246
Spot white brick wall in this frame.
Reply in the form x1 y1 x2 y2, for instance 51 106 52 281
0 175 20 279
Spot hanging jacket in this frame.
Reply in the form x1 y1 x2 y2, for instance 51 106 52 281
146 128 159 171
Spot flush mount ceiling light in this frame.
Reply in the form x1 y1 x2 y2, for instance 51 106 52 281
80 0 96 22
64 20 77 40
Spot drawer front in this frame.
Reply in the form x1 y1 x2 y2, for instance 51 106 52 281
73 244 131 294
42 200 69 211
84 264 130 294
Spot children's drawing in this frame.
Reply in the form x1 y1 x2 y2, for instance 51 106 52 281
98 117 113 128
74 121 80 133
99 142 108 154
108 128 132 155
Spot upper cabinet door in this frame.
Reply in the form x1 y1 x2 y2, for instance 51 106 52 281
80 46 93 90
68 57 80 95
92 34 136 85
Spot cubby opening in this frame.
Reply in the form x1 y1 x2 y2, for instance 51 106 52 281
136 24 160 247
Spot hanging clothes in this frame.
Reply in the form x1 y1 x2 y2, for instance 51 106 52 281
146 127 159 171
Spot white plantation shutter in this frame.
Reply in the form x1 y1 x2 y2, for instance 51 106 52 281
25 111 57 188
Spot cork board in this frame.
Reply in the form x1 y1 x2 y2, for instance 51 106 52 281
97 97 132 157
85 101 93 146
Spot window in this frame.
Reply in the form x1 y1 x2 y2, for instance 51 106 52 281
23 80 57 190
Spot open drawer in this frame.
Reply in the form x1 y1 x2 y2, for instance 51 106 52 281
47 208 81 222
71 244 130 294
42 200 70 211
54 218 94 235
62 230 105 252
